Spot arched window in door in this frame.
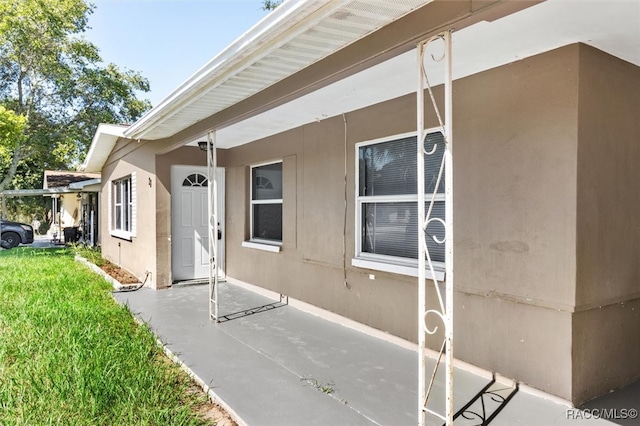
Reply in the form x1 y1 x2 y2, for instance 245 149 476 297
182 173 208 187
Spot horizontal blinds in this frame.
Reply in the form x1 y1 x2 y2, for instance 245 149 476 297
361 201 445 262
358 131 446 263
359 131 444 197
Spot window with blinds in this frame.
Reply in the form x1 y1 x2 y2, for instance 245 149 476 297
250 161 283 243
356 130 445 266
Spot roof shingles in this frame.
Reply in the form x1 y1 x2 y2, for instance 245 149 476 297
43 171 100 189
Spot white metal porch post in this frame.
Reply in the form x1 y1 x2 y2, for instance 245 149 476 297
417 30 454 425
207 130 220 322
417 39 428 426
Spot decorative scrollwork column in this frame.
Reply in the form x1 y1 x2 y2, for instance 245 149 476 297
417 30 453 426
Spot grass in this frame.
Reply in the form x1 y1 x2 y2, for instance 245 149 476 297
0 247 212 425
70 244 105 267
300 376 346 404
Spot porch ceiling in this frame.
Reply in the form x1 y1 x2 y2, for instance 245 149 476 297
204 0 639 149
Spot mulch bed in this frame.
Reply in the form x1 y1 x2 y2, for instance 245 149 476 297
100 262 140 284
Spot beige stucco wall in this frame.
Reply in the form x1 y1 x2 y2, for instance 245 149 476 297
98 43 640 405
100 140 158 286
453 44 579 400
101 136 224 289
222 45 581 400
573 44 640 403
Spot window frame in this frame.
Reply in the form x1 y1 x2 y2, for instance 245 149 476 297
110 174 136 240
353 130 445 280
246 160 283 249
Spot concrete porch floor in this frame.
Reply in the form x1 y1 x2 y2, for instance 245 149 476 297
112 281 639 426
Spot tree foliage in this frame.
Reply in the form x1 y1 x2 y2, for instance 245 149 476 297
262 0 283 11
0 105 26 170
0 0 151 197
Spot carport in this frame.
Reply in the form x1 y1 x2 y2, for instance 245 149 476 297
1 178 100 246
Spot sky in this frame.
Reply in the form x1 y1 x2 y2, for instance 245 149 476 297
85 1 273 107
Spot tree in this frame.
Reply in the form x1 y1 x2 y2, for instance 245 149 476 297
262 1 283 11
0 105 26 185
0 0 152 197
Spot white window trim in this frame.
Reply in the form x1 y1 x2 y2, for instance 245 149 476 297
353 130 445 275
247 160 283 247
351 258 445 281
109 172 136 240
242 240 282 252
110 229 133 241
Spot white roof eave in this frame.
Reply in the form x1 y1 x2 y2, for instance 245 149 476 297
123 0 433 142
80 124 127 172
124 0 323 140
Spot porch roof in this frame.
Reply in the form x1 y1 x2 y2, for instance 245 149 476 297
43 171 100 189
83 0 639 170
0 173 101 198
123 0 434 142
207 0 639 150
0 188 70 198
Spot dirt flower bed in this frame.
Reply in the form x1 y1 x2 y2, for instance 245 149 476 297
100 262 140 284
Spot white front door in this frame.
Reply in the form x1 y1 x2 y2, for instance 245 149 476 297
171 165 225 282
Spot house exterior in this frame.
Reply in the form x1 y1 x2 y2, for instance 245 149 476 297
81 0 640 406
43 170 100 243
0 170 100 243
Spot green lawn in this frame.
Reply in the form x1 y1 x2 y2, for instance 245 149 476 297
0 247 211 425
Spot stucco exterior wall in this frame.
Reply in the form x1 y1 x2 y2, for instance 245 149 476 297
101 140 224 289
100 140 158 286
97 43 639 404
453 44 579 399
573 45 640 403
222 45 581 400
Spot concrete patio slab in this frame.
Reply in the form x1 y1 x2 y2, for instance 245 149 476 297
112 281 638 426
